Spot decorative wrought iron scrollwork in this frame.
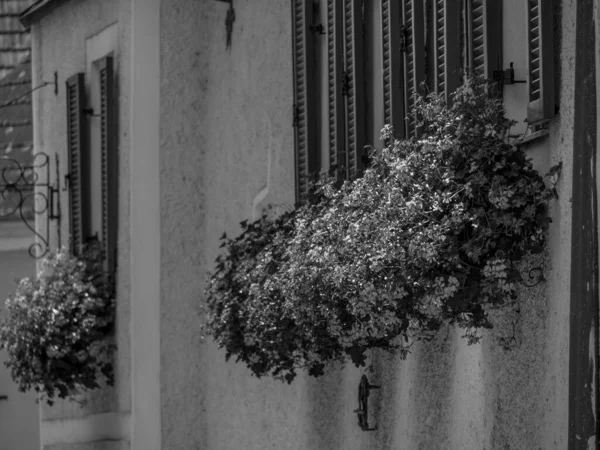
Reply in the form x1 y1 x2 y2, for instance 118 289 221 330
0 152 60 259
521 266 545 287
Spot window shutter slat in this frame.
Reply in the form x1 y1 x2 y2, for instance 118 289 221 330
381 0 405 137
66 73 89 256
293 0 318 202
343 0 366 180
402 0 425 138
527 0 554 124
432 0 461 103
99 56 118 274
328 0 346 179
467 0 502 80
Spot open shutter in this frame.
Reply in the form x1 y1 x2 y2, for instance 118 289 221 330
343 0 366 180
99 56 118 274
402 0 425 138
66 73 89 256
328 0 346 180
293 0 319 202
467 0 502 80
431 0 461 104
526 0 554 125
381 0 405 138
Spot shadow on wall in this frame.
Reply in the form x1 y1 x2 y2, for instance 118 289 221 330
305 363 346 449
370 333 456 449
300 333 456 450
485 281 550 449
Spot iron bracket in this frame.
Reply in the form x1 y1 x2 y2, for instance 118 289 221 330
354 375 380 431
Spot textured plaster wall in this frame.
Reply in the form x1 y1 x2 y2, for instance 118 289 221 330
158 2 574 450
30 0 131 427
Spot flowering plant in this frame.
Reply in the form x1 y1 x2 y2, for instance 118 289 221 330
0 241 115 404
204 78 558 383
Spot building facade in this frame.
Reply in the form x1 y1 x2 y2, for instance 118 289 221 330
17 0 598 449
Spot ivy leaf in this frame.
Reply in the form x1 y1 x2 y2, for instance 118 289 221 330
308 362 325 378
284 371 296 384
530 244 544 254
545 161 562 178
507 269 523 282
510 248 524 261
347 347 367 368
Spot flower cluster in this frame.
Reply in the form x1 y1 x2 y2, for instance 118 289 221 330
204 78 557 383
0 241 115 404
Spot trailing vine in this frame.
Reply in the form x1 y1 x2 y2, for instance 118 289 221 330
204 78 559 383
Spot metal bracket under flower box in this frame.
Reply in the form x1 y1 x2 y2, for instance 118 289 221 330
0 152 61 258
354 375 380 431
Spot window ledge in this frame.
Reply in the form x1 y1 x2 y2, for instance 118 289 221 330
521 120 551 144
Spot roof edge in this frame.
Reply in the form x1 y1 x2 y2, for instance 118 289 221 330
19 0 63 30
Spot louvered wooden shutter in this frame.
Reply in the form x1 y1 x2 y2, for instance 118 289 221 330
381 0 405 138
466 0 502 80
431 0 461 104
327 0 346 180
343 0 366 180
99 56 118 274
526 0 554 125
293 0 319 202
66 73 89 256
402 0 425 138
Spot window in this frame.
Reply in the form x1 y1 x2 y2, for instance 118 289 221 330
292 0 553 203
65 56 117 274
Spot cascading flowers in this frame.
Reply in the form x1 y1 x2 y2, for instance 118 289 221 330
204 77 559 384
0 241 115 404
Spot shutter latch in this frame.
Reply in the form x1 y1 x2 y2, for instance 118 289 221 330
309 24 325 35
493 62 526 86
82 107 100 117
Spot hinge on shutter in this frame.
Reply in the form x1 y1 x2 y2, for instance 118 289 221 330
0 152 62 258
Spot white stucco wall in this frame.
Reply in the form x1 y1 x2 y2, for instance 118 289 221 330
159 1 302 448
29 0 131 447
